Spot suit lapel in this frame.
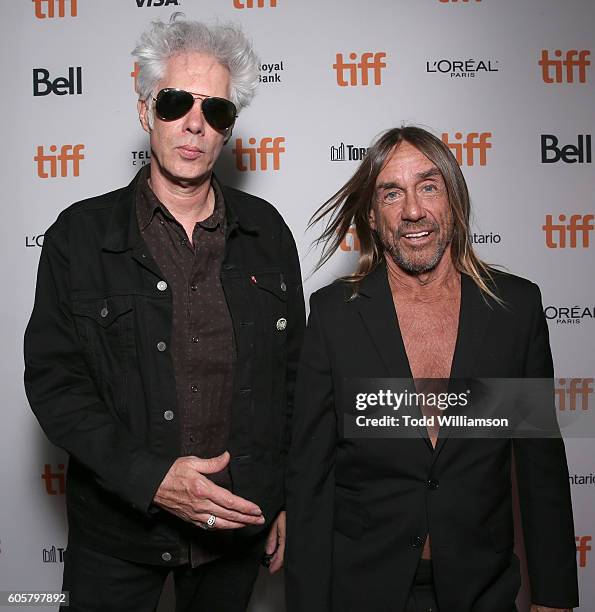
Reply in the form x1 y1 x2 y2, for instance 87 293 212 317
433 272 493 457
355 263 431 448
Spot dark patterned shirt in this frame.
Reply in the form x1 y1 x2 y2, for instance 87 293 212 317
136 165 235 566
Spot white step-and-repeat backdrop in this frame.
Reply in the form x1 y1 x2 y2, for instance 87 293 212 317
2 0 593 610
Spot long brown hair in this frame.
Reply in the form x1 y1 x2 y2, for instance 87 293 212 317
310 126 501 302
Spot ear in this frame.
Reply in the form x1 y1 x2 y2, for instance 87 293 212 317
138 99 151 134
369 207 377 231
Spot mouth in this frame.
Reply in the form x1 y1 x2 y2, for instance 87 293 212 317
401 229 434 243
177 145 204 160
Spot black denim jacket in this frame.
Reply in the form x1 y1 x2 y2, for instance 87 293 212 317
24 169 305 565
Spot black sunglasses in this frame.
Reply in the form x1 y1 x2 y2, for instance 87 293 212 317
153 88 237 131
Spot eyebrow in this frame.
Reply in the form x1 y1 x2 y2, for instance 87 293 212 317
376 167 442 190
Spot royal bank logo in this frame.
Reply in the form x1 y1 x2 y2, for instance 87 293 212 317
42 546 66 563
132 150 151 167
42 463 65 495
233 0 277 7
544 306 595 325
330 142 369 162
333 52 387 87
259 61 284 84
35 144 85 178
555 378 594 410
33 0 77 18
426 58 498 78
543 214 594 248
135 0 178 6
577 536 592 568
233 137 285 171
442 132 492 166
471 232 501 244
541 134 591 164
539 50 591 84
25 235 45 248
33 67 82 96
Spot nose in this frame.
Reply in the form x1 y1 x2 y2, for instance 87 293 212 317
401 191 426 222
181 98 206 135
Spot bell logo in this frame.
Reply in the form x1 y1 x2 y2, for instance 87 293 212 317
542 214 594 248
33 67 82 96
35 145 84 178
555 378 594 411
33 0 77 18
233 0 277 7
576 536 592 568
339 226 361 252
541 134 591 164
442 132 491 166
233 137 285 171
539 50 591 84
42 463 65 495
333 52 387 87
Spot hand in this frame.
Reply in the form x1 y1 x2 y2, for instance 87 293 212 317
264 511 286 573
530 606 572 612
153 452 265 530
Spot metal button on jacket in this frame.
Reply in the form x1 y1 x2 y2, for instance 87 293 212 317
280 281 287 292
161 552 172 562
276 317 287 331
163 410 174 421
157 341 167 352
427 479 439 490
157 280 168 291
100 307 109 318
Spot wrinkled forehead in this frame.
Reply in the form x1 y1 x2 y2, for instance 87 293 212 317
376 142 443 186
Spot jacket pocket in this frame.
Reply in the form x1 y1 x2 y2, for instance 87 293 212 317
71 296 135 414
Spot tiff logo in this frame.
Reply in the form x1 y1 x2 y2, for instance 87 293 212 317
35 144 85 178
333 52 387 87
233 0 277 7
33 0 78 18
543 214 594 248
42 463 65 495
43 546 66 563
577 536 592 568
556 378 594 411
539 50 591 84
442 132 491 166
339 226 361 252
131 62 140 93
233 137 285 171
33 67 82 96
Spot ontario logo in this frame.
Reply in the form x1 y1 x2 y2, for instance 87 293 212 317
426 58 498 78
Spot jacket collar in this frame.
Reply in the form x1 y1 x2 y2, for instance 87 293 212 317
102 166 258 253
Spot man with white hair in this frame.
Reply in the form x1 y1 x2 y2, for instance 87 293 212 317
24 14 304 611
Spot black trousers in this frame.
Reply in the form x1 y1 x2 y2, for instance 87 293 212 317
404 559 439 612
60 539 263 612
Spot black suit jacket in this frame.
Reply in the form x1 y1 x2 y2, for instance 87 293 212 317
24 169 305 563
285 262 578 612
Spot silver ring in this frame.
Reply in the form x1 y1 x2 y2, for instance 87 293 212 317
205 514 216 529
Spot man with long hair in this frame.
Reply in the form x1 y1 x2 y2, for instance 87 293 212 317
285 126 577 612
24 15 304 611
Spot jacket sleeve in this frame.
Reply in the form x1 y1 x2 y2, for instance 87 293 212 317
285 292 337 612
24 225 176 516
512 283 579 608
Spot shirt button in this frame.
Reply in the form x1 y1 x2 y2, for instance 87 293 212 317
191 284 198 291
191 385 198 393
280 281 287 292
191 337 199 343
157 341 167 352
157 280 168 291
411 536 424 548
189 434 196 443
427 479 439 490
100 307 109 318
163 410 174 421
161 552 172 562
276 317 287 331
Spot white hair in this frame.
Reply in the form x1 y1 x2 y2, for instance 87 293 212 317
132 13 259 126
